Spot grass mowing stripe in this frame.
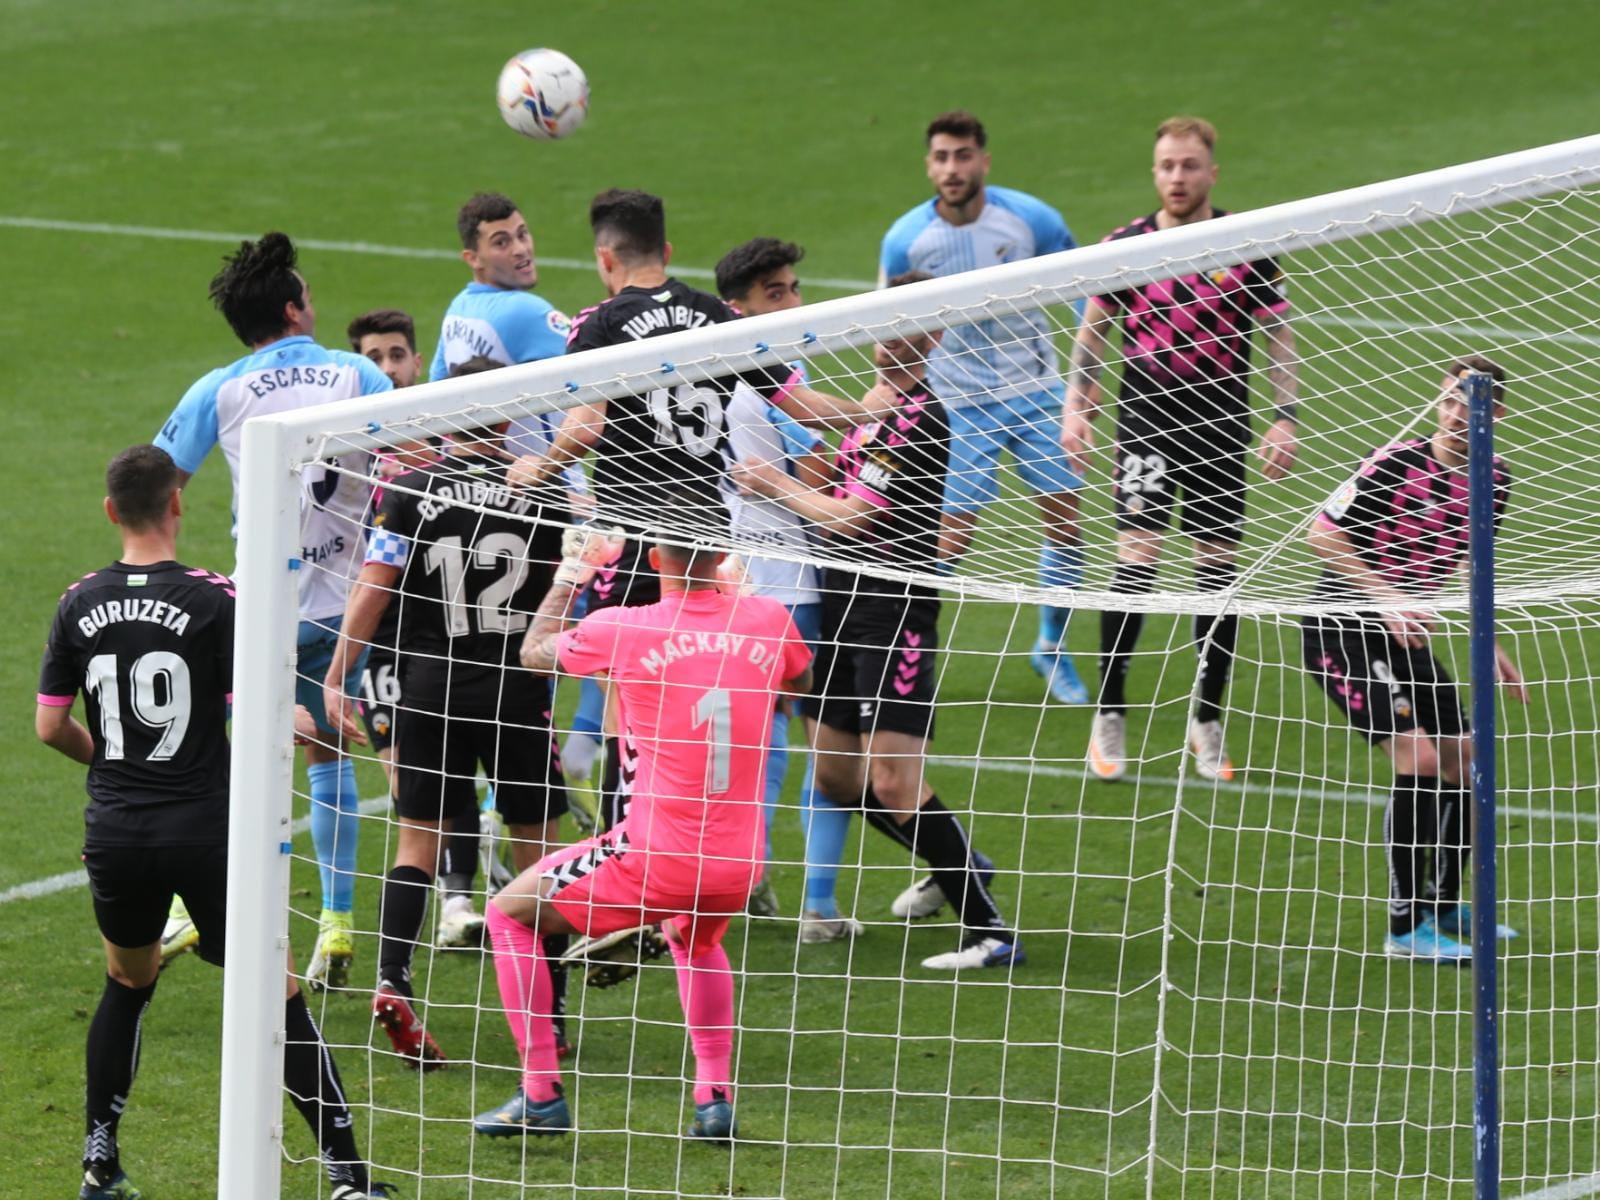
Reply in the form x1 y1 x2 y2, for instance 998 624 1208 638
0 795 393 907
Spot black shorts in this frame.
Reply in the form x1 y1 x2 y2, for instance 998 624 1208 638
1113 403 1251 543
358 645 400 753
802 585 940 740
1302 615 1468 745
393 686 568 827
583 537 661 613
83 842 229 965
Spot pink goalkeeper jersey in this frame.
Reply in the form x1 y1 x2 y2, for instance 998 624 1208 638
557 587 811 870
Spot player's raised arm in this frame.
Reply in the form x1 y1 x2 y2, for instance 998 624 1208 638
508 400 607 490
1256 306 1301 481
519 525 625 674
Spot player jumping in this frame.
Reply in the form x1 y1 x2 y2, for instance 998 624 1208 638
322 363 570 1068
153 232 393 989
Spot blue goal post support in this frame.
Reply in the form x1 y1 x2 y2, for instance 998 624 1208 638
1466 368 1501 1200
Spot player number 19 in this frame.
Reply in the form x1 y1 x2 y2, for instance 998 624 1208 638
85 651 192 761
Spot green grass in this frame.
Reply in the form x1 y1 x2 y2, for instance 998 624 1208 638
5 1 1600 1197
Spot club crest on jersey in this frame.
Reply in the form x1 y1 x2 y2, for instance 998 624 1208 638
1325 483 1358 520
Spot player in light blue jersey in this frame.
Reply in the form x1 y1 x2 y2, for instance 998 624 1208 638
431 192 573 459
880 110 1089 705
714 238 836 931
154 232 392 992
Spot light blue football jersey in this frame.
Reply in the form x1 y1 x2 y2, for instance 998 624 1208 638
430 282 573 458
154 334 393 620
879 185 1075 408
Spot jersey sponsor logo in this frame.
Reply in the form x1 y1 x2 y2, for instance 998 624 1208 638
76 597 192 638
856 461 893 492
243 364 348 400
302 534 347 564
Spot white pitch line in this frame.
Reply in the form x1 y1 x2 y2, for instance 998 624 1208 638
1513 1172 1600 1200
0 795 392 907
1312 312 1600 350
927 755 1599 827
10 214 1600 348
0 215 873 291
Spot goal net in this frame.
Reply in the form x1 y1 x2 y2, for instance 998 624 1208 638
223 135 1600 1200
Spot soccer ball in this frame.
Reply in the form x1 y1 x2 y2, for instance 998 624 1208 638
496 48 589 141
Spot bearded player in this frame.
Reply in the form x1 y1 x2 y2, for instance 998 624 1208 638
1062 116 1300 784
881 110 1090 706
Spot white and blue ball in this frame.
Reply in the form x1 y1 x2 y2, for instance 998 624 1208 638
496 48 589 141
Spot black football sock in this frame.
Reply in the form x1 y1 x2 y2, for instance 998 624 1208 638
1386 775 1431 936
84 974 157 1177
1099 561 1158 713
284 991 368 1194
599 736 628 833
1434 782 1471 912
377 864 432 997
1192 560 1240 725
898 792 1007 934
440 810 480 899
859 787 915 851
543 933 570 1043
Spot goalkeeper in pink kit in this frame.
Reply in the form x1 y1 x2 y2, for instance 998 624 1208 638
475 504 813 1142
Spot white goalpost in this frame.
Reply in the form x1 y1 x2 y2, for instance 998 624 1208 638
224 134 1600 1199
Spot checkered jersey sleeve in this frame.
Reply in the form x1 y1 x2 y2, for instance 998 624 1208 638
365 477 418 569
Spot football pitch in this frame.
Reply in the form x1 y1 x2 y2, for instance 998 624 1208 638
5 2 1600 1197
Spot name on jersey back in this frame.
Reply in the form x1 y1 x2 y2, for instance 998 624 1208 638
637 628 781 677
413 476 541 521
244 364 350 400
76 597 193 639
621 304 716 341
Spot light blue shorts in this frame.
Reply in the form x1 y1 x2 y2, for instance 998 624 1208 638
297 616 367 734
944 386 1082 514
